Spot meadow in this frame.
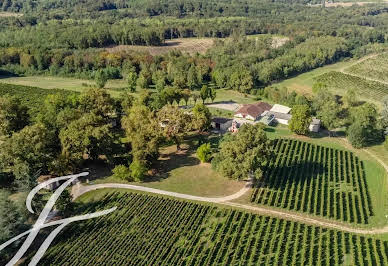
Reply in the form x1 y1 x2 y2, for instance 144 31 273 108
34 191 388 266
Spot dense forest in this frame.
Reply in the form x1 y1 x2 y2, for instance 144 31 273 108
0 1 387 85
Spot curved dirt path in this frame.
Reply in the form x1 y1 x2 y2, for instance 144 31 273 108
73 177 388 235
72 178 253 204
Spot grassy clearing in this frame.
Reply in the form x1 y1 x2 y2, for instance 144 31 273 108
271 59 353 95
93 135 245 197
208 107 234 118
105 38 214 55
212 88 258 104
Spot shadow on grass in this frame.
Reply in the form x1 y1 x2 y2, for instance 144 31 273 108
148 149 201 182
0 69 19 78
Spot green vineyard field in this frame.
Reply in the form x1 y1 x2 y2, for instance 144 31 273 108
0 83 76 116
346 54 388 84
33 192 388 265
251 139 373 224
315 71 388 103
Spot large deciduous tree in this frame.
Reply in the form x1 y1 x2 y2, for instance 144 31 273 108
79 87 116 119
59 114 114 164
192 103 211 132
157 105 191 150
122 104 160 163
0 123 56 184
0 96 29 137
348 103 381 147
289 105 312 135
212 123 273 180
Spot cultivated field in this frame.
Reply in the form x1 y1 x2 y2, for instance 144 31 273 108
251 139 377 225
0 83 75 116
37 192 388 265
106 38 215 56
315 71 388 103
0 76 126 96
345 53 388 84
273 53 388 105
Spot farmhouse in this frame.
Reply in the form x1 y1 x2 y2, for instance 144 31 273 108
211 117 233 131
234 102 272 121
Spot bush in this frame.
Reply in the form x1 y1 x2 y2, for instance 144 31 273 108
112 165 132 181
197 143 212 163
129 160 147 182
347 123 367 148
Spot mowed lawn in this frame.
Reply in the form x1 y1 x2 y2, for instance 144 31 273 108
93 136 245 197
271 59 352 95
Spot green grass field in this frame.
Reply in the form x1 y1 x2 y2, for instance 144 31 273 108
36 191 388 265
271 59 353 95
93 136 245 197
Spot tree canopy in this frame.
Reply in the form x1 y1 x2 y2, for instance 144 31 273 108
212 123 273 180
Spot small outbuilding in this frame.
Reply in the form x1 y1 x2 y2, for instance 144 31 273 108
270 104 292 114
211 117 233 131
267 111 292 125
309 118 321 133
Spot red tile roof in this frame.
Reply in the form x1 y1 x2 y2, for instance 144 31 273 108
236 102 272 119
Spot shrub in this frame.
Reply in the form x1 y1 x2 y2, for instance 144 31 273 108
347 123 367 148
129 160 147 182
112 165 132 181
197 143 212 163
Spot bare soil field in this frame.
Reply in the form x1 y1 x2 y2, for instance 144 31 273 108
106 38 214 56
